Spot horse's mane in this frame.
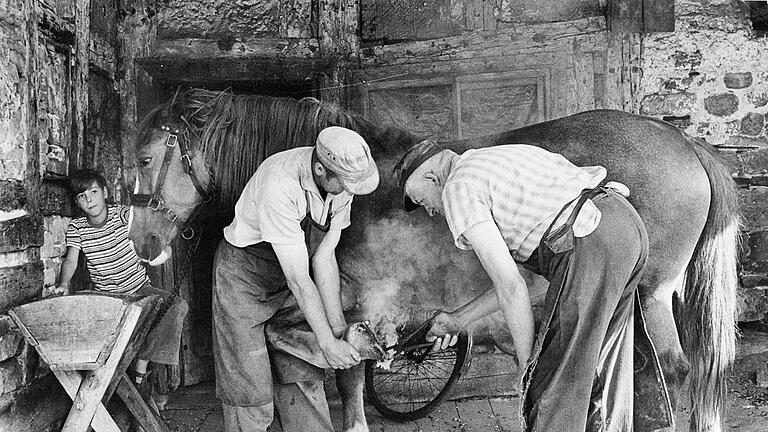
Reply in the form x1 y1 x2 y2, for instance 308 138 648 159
136 88 419 209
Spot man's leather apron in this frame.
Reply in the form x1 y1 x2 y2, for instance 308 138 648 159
519 184 674 431
212 194 332 407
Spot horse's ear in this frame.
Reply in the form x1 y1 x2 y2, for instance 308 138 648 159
160 86 183 122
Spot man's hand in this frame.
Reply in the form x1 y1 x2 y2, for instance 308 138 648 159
320 338 361 369
426 312 463 352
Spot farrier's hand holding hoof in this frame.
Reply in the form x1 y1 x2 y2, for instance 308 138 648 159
426 312 462 352
321 337 361 369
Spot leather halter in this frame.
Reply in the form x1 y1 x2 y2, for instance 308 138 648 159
129 124 211 239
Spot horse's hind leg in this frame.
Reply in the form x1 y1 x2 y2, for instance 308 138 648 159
637 270 690 412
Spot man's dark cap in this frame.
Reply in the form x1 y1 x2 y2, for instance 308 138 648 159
392 140 445 211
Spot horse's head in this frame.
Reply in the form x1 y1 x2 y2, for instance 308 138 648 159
128 94 213 265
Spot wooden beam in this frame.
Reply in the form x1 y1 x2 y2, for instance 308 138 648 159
150 37 321 60
136 56 334 85
607 0 643 33
608 0 674 33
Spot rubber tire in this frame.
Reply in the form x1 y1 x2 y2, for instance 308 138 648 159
364 331 472 422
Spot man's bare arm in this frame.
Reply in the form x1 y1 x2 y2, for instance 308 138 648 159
273 242 360 368
311 229 346 337
462 221 534 365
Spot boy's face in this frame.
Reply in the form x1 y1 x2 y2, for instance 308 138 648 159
75 182 108 222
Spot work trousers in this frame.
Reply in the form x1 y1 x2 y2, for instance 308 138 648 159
134 284 189 366
521 189 654 431
212 240 333 432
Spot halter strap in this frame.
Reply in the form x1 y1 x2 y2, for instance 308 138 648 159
129 125 212 237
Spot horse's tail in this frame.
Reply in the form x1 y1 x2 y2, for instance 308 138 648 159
682 135 739 432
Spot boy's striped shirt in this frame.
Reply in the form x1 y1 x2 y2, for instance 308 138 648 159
66 205 150 294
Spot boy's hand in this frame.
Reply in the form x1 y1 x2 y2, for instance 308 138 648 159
320 338 361 369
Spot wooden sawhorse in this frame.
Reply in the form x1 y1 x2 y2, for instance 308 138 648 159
9 292 171 432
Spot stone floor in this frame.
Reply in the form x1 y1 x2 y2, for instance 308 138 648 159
160 381 523 432
159 375 768 432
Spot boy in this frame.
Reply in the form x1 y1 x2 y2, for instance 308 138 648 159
55 168 188 386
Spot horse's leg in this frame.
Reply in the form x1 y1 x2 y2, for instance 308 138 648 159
265 292 376 432
637 270 690 410
336 365 367 432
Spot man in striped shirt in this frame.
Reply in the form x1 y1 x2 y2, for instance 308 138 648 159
394 140 653 432
55 168 188 388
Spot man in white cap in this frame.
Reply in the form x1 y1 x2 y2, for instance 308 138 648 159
212 126 379 432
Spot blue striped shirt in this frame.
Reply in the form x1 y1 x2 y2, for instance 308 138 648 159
66 205 150 294
442 145 606 261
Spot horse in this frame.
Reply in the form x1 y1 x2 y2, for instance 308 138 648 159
126 88 738 432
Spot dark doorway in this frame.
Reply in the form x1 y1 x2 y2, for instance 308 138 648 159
139 78 317 385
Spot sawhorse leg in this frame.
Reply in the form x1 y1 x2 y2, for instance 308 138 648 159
53 370 120 432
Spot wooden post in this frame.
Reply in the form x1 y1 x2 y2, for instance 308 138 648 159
116 0 156 201
317 0 359 106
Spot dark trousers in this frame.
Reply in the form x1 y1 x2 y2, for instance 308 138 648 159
522 190 649 432
135 285 189 366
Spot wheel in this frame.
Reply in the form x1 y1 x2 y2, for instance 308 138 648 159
364 330 472 422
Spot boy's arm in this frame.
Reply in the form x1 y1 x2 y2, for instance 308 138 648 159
55 246 81 292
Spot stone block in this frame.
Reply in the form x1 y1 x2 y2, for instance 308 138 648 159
747 91 768 108
734 147 768 177
0 360 22 395
742 273 768 288
737 285 768 322
742 230 768 273
0 316 21 362
724 136 768 148
0 374 68 431
640 93 696 116
672 50 702 69
704 93 740 117
724 72 753 89
741 112 765 136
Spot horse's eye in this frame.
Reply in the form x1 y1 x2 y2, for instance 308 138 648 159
139 157 152 167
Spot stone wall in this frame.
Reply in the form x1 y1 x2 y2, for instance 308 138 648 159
637 0 768 323
0 0 127 430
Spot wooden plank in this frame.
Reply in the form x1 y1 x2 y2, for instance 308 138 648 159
465 0 484 30
573 44 596 112
0 214 42 253
644 0 674 32
360 16 607 68
592 51 607 109
483 0 497 31
52 370 121 432
150 37 321 60
137 56 333 85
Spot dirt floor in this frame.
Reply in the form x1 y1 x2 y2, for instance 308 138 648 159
160 350 768 431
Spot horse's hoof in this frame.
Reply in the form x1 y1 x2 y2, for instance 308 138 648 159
343 322 387 361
